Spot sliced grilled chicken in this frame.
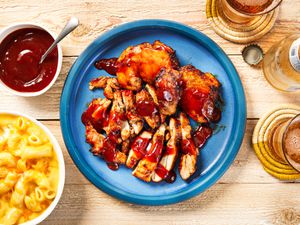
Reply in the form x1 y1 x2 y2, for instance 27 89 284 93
81 98 111 133
132 124 166 182
121 90 143 136
135 90 160 129
145 84 159 105
85 124 126 166
126 131 153 169
89 77 120 99
107 91 131 143
145 84 169 123
155 68 181 116
85 124 105 155
178 113 198 180
152 118 181 182
121 139 131 155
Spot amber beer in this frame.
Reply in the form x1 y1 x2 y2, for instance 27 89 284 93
226 0 274 14
283 115 300 171
269 114 300 172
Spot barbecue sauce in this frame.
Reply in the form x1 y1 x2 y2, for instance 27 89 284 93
136 99 158 117
181 138 197 155
202 99 221 123
102 137 118 170
94 58 118 75
180 88 210 122
154 164 176 183
0 28 58 92
193 125 213 148
81 100 109 133
145 136 164 163
164 146 176 155
131 136 151 158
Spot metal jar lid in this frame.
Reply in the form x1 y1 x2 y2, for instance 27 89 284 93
242 44 264 66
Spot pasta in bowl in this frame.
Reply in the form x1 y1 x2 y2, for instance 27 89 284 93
0 112 65 225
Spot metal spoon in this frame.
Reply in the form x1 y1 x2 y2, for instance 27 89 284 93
39 17 79 64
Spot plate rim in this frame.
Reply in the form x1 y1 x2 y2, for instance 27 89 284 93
60 19 247 205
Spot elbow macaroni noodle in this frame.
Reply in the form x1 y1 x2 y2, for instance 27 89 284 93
0 115 59 225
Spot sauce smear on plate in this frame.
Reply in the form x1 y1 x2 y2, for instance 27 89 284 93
0 28 58 92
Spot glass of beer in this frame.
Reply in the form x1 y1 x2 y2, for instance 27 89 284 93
270 114 300 172
220 0 283 23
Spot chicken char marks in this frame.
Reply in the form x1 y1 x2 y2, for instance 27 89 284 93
180 65 221 123
178 112 198 180
89 77 120 100
152 118 181 183
135 89 161 129
82 96 127 170
132 124 166 182
95 41 179 91
155 68 181 116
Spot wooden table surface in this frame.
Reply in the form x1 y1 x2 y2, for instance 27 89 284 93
1 0 300 224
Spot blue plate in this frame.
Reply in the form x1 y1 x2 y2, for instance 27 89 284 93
60 20 246 205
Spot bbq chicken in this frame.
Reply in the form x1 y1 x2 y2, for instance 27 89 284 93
89 77 120 100
82 40 222 183
126 131 153 169
180 65 221 123
152 118 181 182
154 68 181 116
132 124 166 182
178 113 198 180
135 89 161 129
95 41 180 91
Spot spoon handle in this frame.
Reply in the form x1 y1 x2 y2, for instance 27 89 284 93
40 17 79 64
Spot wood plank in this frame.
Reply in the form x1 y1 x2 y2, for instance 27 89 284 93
0 0 299 56
43 119 297 185
1 55 299 119
42 183 300 225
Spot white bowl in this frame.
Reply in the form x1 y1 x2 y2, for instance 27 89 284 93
0 111 65 225
0 23 63 97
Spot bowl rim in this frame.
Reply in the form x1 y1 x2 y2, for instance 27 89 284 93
0 110 65 225
0 22 63 97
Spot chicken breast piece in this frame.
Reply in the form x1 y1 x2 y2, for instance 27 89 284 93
180 65 221 123
114 41 179 90
132 124 166 182
85 124 126 168
121 90 143 136
155 68 181 116
85 124 105 155
107 91 131 143
81 98 111 133
178 113 198 180
89 77 120 99
135 89 160 129
126 131 153 169
152 118 181 182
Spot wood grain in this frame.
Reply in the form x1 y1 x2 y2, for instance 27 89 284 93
0 0 299 56
43 183 300 225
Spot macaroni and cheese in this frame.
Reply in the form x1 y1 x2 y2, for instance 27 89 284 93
0 115 59 225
